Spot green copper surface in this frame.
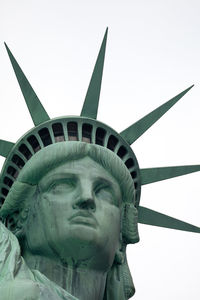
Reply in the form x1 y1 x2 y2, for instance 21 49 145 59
0 139 14 158
0 222 78 300
120 85 194 145
0 116 141 206
80 28 108 119
0 142 137 300
0 31 199 300
140 165 200 185
138 206 200 233
5 43 50 126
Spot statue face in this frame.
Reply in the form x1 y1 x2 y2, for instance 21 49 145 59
25 156 122 270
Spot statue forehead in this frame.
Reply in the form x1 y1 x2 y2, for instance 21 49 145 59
39 156 121 188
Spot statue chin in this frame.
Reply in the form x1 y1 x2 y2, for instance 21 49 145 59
45 225 116 270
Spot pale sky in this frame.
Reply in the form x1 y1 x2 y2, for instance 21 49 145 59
0 1 200 299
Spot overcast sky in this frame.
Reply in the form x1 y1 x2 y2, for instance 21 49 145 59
0 1 200 299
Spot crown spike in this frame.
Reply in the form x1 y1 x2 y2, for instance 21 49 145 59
80 28 108 119
120 85 194 145
140 165 200 185
4 43 50 126
138 206 200 233
0 139 14 158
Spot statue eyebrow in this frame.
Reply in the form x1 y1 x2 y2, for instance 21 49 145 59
39 172 78 190
93 177 118 191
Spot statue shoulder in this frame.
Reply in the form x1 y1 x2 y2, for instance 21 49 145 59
0 222 78 300
0 279 77 300
0 221 26 279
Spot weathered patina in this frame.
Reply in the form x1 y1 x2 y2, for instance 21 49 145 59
0 29 199 299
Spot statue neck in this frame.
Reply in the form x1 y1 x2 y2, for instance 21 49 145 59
23 252 107 300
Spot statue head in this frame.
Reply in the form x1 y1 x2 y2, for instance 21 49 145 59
1 141 139 299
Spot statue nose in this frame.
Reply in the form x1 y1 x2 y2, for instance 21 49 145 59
73 185 96 211
73 197 96 211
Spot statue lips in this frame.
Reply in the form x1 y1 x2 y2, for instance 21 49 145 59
69 211 98 228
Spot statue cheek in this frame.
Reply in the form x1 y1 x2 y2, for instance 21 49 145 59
100 208 121 236
107 208 121 224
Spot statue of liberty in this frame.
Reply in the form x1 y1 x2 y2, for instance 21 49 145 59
0 29 199 299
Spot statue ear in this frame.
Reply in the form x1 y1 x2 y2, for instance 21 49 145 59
122 203 139 244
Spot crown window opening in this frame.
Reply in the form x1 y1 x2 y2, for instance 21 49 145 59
19 144 32 160
125 158 135 169
7 166 19 179
117 146 127 158
12 155 25 169
95 128 106 146
134 182 138 189
2 188 8 196
27 135 41 153
67 122 78 141
38 128 52 147
82 124 93 143
3 176 13 188
0 197 4 205
107 135 118 151
52 123 65 142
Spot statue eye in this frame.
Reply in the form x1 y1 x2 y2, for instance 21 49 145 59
49 179 76 194
95 184 117 205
